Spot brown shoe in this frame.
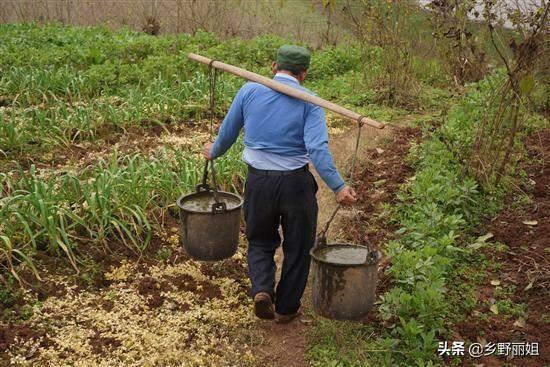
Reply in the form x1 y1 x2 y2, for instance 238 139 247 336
254 292 274 320
274 310 301 324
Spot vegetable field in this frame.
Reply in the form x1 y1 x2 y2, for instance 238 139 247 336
1 2 548 366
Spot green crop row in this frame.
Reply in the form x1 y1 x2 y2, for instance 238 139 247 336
308 74 507 367
0 22 452 287
0 72 238 156
0 141 246 280
0 23 450 159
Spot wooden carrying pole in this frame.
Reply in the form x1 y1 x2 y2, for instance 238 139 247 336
188 53 385 130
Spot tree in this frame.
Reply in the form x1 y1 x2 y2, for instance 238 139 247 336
470 0 549 187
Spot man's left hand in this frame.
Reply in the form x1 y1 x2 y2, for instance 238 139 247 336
203 142 214 159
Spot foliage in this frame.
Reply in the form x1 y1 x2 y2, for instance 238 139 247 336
308 75 503 366
0 22 448 161
0 23 363 281
427 0 488 85
470 1 549 188
341 1 423 108
1 138 246 280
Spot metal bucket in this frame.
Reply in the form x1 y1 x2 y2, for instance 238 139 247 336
176 161 243 261
310 240 381 320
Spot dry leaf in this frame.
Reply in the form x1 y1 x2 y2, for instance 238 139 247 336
376 148 384 154
469 233 494 250
524 281 534 291
469 242 485 250
522 220 538 226
477 233 494 242
490 304 499 314
490 280 501 286
513 318 526 328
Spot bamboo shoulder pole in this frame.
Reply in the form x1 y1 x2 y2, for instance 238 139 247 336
188 53 384 130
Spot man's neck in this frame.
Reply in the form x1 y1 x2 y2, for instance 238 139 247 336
275 72 300 84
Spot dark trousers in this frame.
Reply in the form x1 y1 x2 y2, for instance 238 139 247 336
244 168 318 315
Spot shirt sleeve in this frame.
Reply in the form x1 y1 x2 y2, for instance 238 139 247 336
210 86 247 159
303 104 345 193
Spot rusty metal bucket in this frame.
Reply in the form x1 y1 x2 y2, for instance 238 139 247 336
176 160 243 261
310 237 381 320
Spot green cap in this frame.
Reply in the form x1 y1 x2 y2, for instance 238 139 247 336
276 45 311 74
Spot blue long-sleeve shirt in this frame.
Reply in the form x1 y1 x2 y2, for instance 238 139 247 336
210 73 345 193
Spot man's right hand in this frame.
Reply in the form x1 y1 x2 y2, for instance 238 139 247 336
336 186 357 206
203 142 214 160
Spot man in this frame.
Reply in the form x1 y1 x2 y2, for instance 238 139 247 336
203 45 356 323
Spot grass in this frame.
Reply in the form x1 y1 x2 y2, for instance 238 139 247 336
1 141 246 277
0 23 449 158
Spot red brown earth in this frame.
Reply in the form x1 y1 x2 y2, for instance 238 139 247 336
352 126 421 247
452 129 550 367
89 327 122 356
0 323 52 362
350 126 421 297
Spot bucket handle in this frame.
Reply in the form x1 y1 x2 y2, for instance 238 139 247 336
363 237 379 265
196 183 211 193
211 202 227 214
196 159 227 214
196 160 211 193
314 235 328 249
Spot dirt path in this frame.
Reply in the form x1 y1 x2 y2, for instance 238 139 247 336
255 116 416 367
315 119 394 228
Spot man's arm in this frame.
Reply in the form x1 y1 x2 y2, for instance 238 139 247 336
206 86 246 159
304 104 356 205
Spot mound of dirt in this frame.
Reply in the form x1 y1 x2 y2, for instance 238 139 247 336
198 282 222 301
453 128 550 367
200 258 248 281
351 126 421 247
167 273 198 293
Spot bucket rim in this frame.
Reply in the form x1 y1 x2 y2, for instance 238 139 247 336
310 243 382 267
177 190 243 215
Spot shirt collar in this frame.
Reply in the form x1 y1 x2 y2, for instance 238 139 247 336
274 72 299 84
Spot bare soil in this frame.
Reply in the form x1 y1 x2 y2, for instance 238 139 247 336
0 323 51 362
89 327 122 356
352 126 421 247
137 276 168 308
452 129 550 367
257 320 311 367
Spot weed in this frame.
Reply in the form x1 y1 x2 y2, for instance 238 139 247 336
155 247 172 262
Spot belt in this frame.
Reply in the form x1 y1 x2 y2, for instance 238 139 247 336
247 164 309 176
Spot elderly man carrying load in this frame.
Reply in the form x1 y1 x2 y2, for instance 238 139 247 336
203 45 356 323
